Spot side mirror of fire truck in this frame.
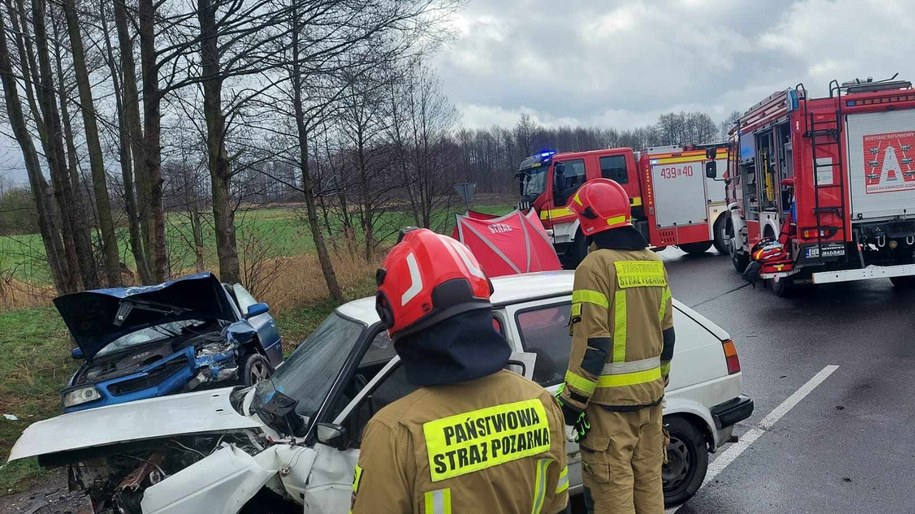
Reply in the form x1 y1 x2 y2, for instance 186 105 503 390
705 160 718 179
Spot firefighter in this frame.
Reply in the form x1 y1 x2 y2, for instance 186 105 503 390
557 179 675 514
351 228 569 514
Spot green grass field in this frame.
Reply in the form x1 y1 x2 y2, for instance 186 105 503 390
0 201 514 495
0 203 515 285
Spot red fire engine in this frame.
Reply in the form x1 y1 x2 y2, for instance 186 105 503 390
517 145 729 266
721 76 915 295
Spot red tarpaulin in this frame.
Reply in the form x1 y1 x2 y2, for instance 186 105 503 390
453 210 561 277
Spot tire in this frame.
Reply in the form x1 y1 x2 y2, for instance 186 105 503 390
729 219 749 273
679 241 713 255
563 231 588 269
768 275 793 297
663 416 709 508
242 353 273 387
712 215 730 254
890 275 915 289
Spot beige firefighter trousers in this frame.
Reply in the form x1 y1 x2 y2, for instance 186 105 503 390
580 403 665 514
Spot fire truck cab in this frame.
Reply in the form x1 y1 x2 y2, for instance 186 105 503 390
722 77 915 294
517 146 729 267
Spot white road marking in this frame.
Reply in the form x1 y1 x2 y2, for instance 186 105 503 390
665 364 839 514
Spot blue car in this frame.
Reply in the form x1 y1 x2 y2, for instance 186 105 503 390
54 273 283 413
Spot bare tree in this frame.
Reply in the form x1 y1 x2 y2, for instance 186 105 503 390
61 0 121 285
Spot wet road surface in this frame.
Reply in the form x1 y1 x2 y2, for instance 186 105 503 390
659 248 915 513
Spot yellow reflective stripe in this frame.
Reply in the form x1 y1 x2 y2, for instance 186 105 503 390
596 366 662 387
422 399 551 482
565 370 597 395
573 192 583 206
658 286 672 322
614 261 667 288
572 289 609 308
352 464 362 494
556 465 570 494
661 362 671 376
571 302 582 317
630 196 643 207
531 458 552 514
606 215 629 226
540 207 575 219
612 290 627 363
424 488 452 514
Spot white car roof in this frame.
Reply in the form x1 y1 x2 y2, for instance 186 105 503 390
336 271 577 324
334 270 728 341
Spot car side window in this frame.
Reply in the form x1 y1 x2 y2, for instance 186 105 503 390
232 284 258 312
346 362 417 449
515 302 572 386
600 155 629 184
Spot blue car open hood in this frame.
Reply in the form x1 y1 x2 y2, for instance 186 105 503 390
53 273 237 360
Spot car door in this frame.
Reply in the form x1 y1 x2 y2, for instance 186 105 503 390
231 283 283 365
500 296 583 494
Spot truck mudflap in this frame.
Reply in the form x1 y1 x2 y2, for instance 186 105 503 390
812 263 915 284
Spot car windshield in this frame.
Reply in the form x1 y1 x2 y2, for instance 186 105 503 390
96 319 206 358
255 312 366 421
521 168 548 197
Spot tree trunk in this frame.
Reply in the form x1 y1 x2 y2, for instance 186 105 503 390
102 0 148 284
62 0 121 286
190 209 205 272
138 0 167 281
0 7 67 293
290 8 343 303
30 0 90 291
198 0 240 283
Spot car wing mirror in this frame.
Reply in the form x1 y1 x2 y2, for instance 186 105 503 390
506 351 538 380
245 303 269 318
71 347 84 359
316 422 349 451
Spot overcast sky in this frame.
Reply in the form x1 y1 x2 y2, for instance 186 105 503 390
435 0 915 130
3 0 914 185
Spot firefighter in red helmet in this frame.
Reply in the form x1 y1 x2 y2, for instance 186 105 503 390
351 228 569 514
557 179 675 514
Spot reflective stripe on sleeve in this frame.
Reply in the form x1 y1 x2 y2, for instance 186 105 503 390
659 286 672 322
661 361 671 376
572 289 609 308
531 458 553 514
602 356 660 375
612 290 627 363
555 465 570 494
424 488 452 514
565 370 597 396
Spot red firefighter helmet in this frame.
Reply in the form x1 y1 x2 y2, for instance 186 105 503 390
568 178 632 236
376 228 493 341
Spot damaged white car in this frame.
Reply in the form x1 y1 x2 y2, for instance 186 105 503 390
8 271 752 513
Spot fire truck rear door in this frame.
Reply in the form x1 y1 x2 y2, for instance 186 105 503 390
846 109 915 221
651 156 707 227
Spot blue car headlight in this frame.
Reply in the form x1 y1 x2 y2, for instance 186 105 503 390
63 386 101 408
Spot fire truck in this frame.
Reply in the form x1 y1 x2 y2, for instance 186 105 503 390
517 145 729 266
720 76 915 295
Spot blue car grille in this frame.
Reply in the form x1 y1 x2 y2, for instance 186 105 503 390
107 355 191 396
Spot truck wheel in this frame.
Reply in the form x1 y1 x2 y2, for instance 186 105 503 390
563 231 588 269
712 215 730 255
768 276 793 297
679 241 712 255
663 416 709 507
890 275 915 289
729 229 749 272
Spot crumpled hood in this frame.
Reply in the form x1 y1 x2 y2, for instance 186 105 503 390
53 273 236 360
8 387 264 462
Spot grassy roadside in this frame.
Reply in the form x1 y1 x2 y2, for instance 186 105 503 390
0 308 72 495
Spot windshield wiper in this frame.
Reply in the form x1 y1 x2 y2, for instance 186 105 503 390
114 298 192 327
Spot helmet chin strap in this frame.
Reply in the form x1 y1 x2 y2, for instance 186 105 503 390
395 308 511 387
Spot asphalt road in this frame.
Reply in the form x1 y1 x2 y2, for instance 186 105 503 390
657 248 915 513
